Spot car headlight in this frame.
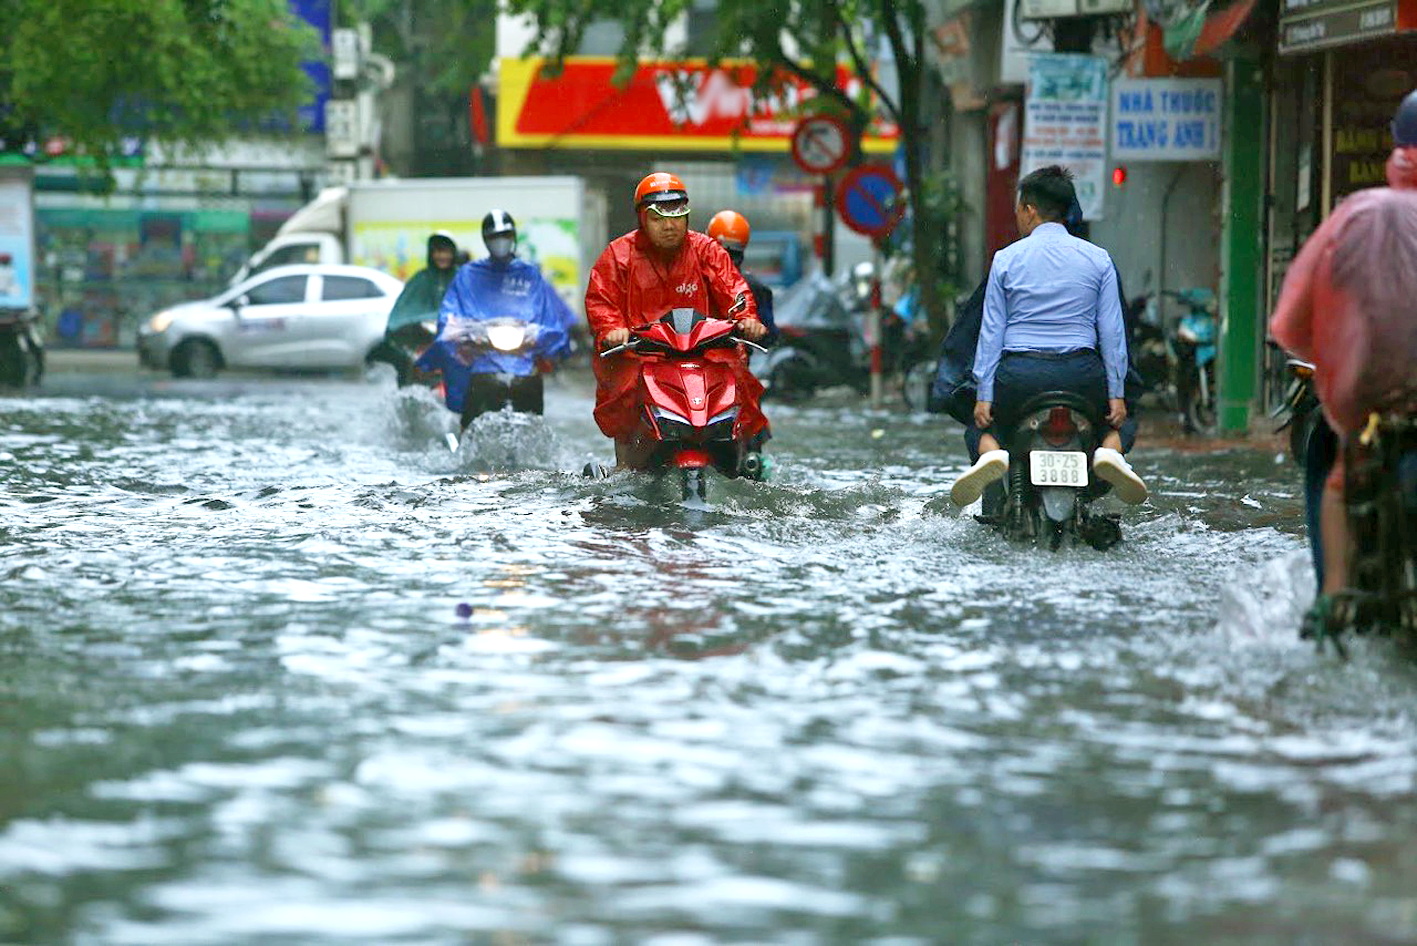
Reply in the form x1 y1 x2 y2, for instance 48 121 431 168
486 324 526 352
147 310 177 334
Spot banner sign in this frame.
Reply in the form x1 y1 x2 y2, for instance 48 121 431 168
1111 78 1223 161
0 172 35 310
497 57 899 153
1022 54 1109 220
1279 0 1400 52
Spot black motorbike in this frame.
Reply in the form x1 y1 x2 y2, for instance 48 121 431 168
1273 356 1322 465
367 317 439 388
0 308 44 388
978 391 1122 552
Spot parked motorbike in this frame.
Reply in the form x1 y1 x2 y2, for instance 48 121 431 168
1170 288 1218 434
0 308 44 388
601 308 769 500
440 316 547 430
977 391 1122 552
753 267 870 402
1126 287 1218 433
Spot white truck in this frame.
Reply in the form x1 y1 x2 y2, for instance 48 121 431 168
234 176 608 313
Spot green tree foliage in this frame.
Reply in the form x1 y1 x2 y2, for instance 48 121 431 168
503 0 958 330
345 0 498 95
0 0 317 169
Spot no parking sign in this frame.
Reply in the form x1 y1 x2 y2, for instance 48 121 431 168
834 164 905 239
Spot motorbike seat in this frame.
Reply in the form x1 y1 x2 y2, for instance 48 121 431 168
1014 390 1105 429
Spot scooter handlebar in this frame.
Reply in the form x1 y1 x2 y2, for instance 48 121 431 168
599 339 639 358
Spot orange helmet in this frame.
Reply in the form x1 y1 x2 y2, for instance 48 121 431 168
634 172 690 216
707 210 751 250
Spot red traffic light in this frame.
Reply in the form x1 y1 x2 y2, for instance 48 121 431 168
1111 166 1128 187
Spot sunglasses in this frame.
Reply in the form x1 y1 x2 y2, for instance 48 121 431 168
646 198 691 218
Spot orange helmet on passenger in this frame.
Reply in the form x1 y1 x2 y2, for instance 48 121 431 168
634 172 691 218
707 210 751 251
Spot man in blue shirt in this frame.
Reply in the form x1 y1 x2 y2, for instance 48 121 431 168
950 165 1148 507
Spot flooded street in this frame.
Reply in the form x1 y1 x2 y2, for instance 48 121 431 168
4 367 1417 946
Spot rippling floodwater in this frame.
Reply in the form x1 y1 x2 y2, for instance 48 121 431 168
4 367 1417 945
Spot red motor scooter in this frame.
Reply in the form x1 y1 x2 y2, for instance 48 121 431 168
600 308 769 500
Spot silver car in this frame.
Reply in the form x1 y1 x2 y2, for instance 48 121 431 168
137 264 404 378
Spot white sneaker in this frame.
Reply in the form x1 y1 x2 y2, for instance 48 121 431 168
1093 447 1148 504
951 449 1009 508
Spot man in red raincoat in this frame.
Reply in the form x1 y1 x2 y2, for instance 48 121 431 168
586 172 769 468
1270 88 1417 609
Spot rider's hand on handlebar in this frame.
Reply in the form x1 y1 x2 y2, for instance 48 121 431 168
1107 398 1128 428
735 318 767 342
603 328 632 348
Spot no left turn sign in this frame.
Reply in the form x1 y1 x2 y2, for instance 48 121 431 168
790 116 852 176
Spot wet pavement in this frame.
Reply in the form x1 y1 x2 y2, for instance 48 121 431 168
3 365 1416 946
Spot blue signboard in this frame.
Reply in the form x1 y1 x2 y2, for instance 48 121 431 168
1111 79 1223 162
289 0 333 133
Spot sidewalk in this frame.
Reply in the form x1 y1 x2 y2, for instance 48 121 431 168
44 348 141 374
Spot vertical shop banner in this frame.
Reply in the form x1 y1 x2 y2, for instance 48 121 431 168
1022 55 1109 219
0 174 35 310
1111 79 1223 161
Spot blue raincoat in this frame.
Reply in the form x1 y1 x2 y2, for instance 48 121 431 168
416 258 575 413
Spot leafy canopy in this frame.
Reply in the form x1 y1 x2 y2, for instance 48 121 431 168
0 0 318 166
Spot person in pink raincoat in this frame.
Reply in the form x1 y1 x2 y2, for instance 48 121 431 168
1270 89 1417 608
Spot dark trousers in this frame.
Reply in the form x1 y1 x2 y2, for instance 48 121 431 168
1303 414 1339 589
963 350 1137 461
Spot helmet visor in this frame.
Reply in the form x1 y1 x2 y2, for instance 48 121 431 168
641 193 691 217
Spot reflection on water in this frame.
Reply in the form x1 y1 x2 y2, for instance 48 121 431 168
3 372 1416 945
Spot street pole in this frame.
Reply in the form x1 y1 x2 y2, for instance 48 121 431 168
868 240 883 409
821 177 836 278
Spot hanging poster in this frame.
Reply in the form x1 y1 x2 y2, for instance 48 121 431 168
1022 54 1109 220
0 174 35 310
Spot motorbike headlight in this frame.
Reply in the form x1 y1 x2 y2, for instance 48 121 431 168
486 324 526 352
420 320 438 335
147 310 176 334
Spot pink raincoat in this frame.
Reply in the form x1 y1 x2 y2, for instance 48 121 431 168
1270 147 1417 436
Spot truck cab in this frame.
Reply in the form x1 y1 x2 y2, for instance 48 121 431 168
234 232 344 285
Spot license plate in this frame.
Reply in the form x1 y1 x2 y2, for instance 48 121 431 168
1030 450 1088 487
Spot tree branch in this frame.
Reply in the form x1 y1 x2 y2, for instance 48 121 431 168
830 4 901 127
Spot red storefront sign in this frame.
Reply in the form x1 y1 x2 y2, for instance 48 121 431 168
497 57 899 152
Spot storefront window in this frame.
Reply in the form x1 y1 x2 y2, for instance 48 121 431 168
37 207 251 347
1328 40 1417 206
